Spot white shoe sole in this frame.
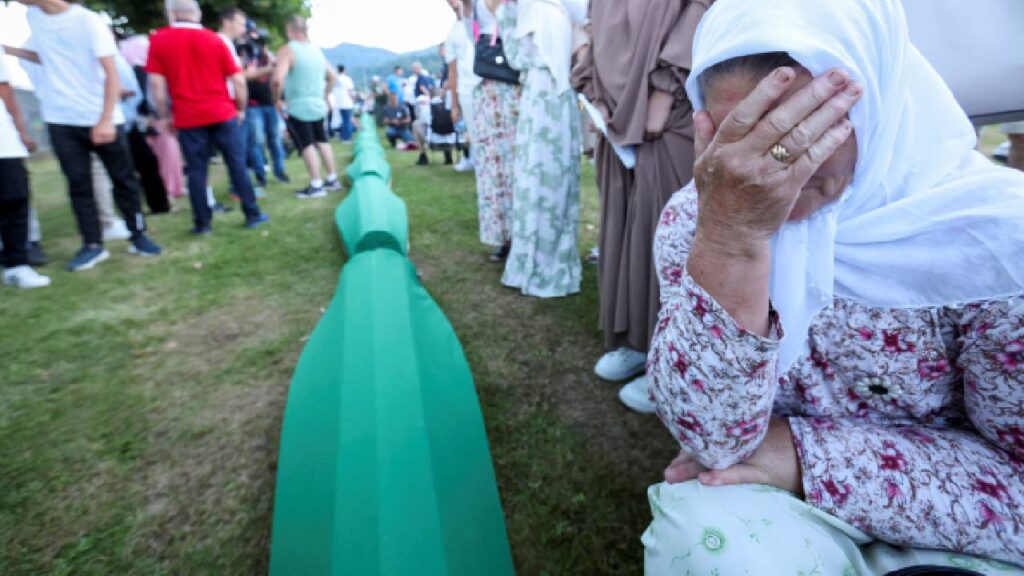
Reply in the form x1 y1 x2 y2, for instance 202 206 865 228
69 250 110 272
127 245 161 257
3 275 51 289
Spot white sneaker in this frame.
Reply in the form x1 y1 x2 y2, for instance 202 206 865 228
595 347 647 381
618 375 656 414
102 219 132 242
3 265 51 289
453 157 474 172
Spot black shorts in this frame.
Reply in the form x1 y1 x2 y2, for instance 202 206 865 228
286 116 328 150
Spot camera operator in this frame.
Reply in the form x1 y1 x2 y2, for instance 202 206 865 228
240 21 289 185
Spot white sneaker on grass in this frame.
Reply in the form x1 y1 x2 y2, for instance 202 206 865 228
618 374 656 414
595 347 647 381
3 265 51 289
453 157 474 172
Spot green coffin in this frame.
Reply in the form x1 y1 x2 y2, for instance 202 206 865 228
269 128 514 575
334 175 408 257
269 249 514 576
346 152 392 185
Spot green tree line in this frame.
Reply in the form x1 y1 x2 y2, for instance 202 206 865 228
87 0 308 42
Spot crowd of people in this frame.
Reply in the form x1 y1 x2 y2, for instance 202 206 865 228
1 0 1022 572
0 0 361 286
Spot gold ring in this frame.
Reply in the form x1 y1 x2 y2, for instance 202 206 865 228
769 143 793 164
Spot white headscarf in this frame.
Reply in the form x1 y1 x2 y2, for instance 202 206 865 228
684 0 1024 371
517 0 588 95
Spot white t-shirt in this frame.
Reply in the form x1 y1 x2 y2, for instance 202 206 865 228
403 75 417 104
444 19 481 95
333 74 355 110
474 0 498 35
24 4 125 127
0 48 29 159
218 32 241 98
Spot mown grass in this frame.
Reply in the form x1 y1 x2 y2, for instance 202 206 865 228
0 137 677 575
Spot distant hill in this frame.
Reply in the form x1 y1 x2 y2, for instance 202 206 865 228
321 43 445 89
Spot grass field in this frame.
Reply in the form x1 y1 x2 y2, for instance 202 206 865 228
2 125 1015 575
0 139 677 575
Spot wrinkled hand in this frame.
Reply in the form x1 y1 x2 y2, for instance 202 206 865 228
665 418 804 497
693 67 860 254
18 129 37 153
645 89 673 140
91 119 117 145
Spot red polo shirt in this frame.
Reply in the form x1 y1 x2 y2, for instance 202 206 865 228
146 22 240 129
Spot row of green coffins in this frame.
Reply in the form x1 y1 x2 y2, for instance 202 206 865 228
269 116 515 575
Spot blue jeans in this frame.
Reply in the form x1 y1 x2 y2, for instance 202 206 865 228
338 108 355 141
386 126 414 147
179 119 261 228
246 106 287 181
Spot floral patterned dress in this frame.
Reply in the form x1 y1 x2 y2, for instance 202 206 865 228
646 184 1024 569
495 3 582 298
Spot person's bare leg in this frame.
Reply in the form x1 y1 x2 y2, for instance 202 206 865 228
316 142 337 177
1009 135 1024 171
301 145 321 183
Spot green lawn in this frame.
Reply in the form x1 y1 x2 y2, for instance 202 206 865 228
0 140 677 575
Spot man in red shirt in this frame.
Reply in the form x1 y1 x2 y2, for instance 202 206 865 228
146 0 267 234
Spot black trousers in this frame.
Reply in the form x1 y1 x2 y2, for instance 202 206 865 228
127 126 169 214
47 123 146 246
0 158 30 268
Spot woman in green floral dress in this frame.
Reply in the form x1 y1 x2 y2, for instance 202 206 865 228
491 0 585 298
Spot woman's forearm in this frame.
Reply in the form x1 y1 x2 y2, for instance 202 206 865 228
687 228 772 336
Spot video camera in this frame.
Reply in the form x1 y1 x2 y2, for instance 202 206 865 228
237 19 271 64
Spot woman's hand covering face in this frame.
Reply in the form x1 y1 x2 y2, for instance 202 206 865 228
694 67 861 256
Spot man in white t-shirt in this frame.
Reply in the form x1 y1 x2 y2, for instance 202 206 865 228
444 0 481 172
7 0 161 272
332 65 356 141
0 47 50 288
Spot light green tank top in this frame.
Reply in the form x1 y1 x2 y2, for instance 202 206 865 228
285 40 327 122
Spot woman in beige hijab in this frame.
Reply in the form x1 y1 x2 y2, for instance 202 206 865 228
572 0 711 412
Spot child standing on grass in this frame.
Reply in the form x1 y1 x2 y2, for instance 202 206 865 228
0 46 50 289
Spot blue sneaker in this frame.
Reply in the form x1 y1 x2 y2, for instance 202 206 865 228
66 244 110 272
128 234 162 257
245 213 270 228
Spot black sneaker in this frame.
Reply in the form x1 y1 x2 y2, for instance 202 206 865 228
128 233 162 257
212 202 233 214
275 172 291 184
256 173 268 187
295 186 327 199
66 244 110 272
324 177 342 192
27 241 48 266
191 225 213 236
416 153 429 166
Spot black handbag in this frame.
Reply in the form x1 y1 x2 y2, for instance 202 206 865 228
472 4 520 85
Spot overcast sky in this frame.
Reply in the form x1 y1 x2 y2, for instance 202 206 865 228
0 0 456 88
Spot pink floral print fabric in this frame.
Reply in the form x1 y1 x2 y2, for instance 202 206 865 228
648 184 1024 566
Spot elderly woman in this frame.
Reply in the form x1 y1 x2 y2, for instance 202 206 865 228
644 0 1024 573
